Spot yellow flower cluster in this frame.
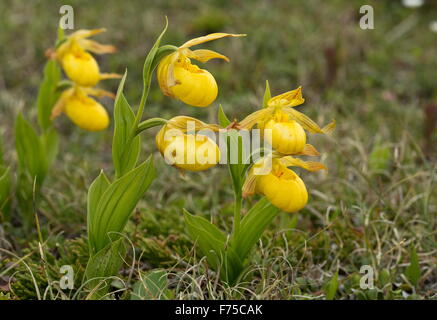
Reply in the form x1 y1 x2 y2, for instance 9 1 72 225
241 87 335 213
153 32 334 214
50 29 120 131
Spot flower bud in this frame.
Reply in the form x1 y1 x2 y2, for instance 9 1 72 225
156 33 244 107
157 54 218 107
64 92 109 131
256 163 308 213
264 117 306 155
156 126 220 171
61 45 101 87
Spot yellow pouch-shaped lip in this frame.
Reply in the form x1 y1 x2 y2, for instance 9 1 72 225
156 33 245 107
170 63 218 107
264 118 307 155
160 133 220 172
61 48 101 87
257 168 308 213
64 91 109 131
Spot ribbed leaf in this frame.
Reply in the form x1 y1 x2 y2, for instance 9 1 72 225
15 114 48 185
151 45 177 71
142 17 169 94
405 245 421 287
0 134 4 167
226 130 246 197
262 80 271 108
37 60 61 131
87 170 110 253
0 166 11 220
221 246 245 285
183 209 226 270
325 271 339 300
218 104 231 127
84 238 126 299
183 209 243 284
230 197 280 259
41 127 59 167
93 157 156 252
112 72 141 178
131 270 171 300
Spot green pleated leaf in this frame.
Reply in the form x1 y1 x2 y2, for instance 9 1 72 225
220 246 245 285
230 197 280 260
36 60 61 131
15 114 48 185
0 166 12 221
151 45 177 71
87 170 110 253
183 209 226 270
112 72 141 178
142 17 169 94
55 26 66 48
183 209 244 283
131 270 171 300
93 157 156 252
262 80 271 108
218 104 231 127
41 127 59 168
405 245 421 287
324 271 339 300
369 141 391 173
225 130 247 197
84 238 126 300
0 135 9 218
0 134 5 167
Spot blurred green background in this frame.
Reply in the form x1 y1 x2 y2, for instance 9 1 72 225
0 0 435 299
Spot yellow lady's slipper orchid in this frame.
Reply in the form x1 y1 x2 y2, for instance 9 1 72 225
239 87 335 156
157 33 245 107
52 29 120 87
156 116 220 171
243 156 326 213
263 110 306 155
51 86 113 131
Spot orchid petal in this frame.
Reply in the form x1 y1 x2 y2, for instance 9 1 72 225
79 39 116 54
70 29 107 40
282 108 334 134
85 87 116 99
50 88 74 119
296 144 321 156
185 49 230 62
268 86 304 108
238 107 273 130
179 33 246 49
99 73 122 81
279 156 327 172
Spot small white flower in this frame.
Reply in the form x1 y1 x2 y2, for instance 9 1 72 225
402 0 424 8
430 21 437 33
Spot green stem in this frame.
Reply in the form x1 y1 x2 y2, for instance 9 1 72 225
131 86 149 137
136 117 168 135
233 192 242 237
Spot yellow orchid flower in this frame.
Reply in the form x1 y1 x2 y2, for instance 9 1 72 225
52 29 120 87
156 116 220 171
242 155 326 213
51 86 113 131
157 33 245 107
239 87 335 155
